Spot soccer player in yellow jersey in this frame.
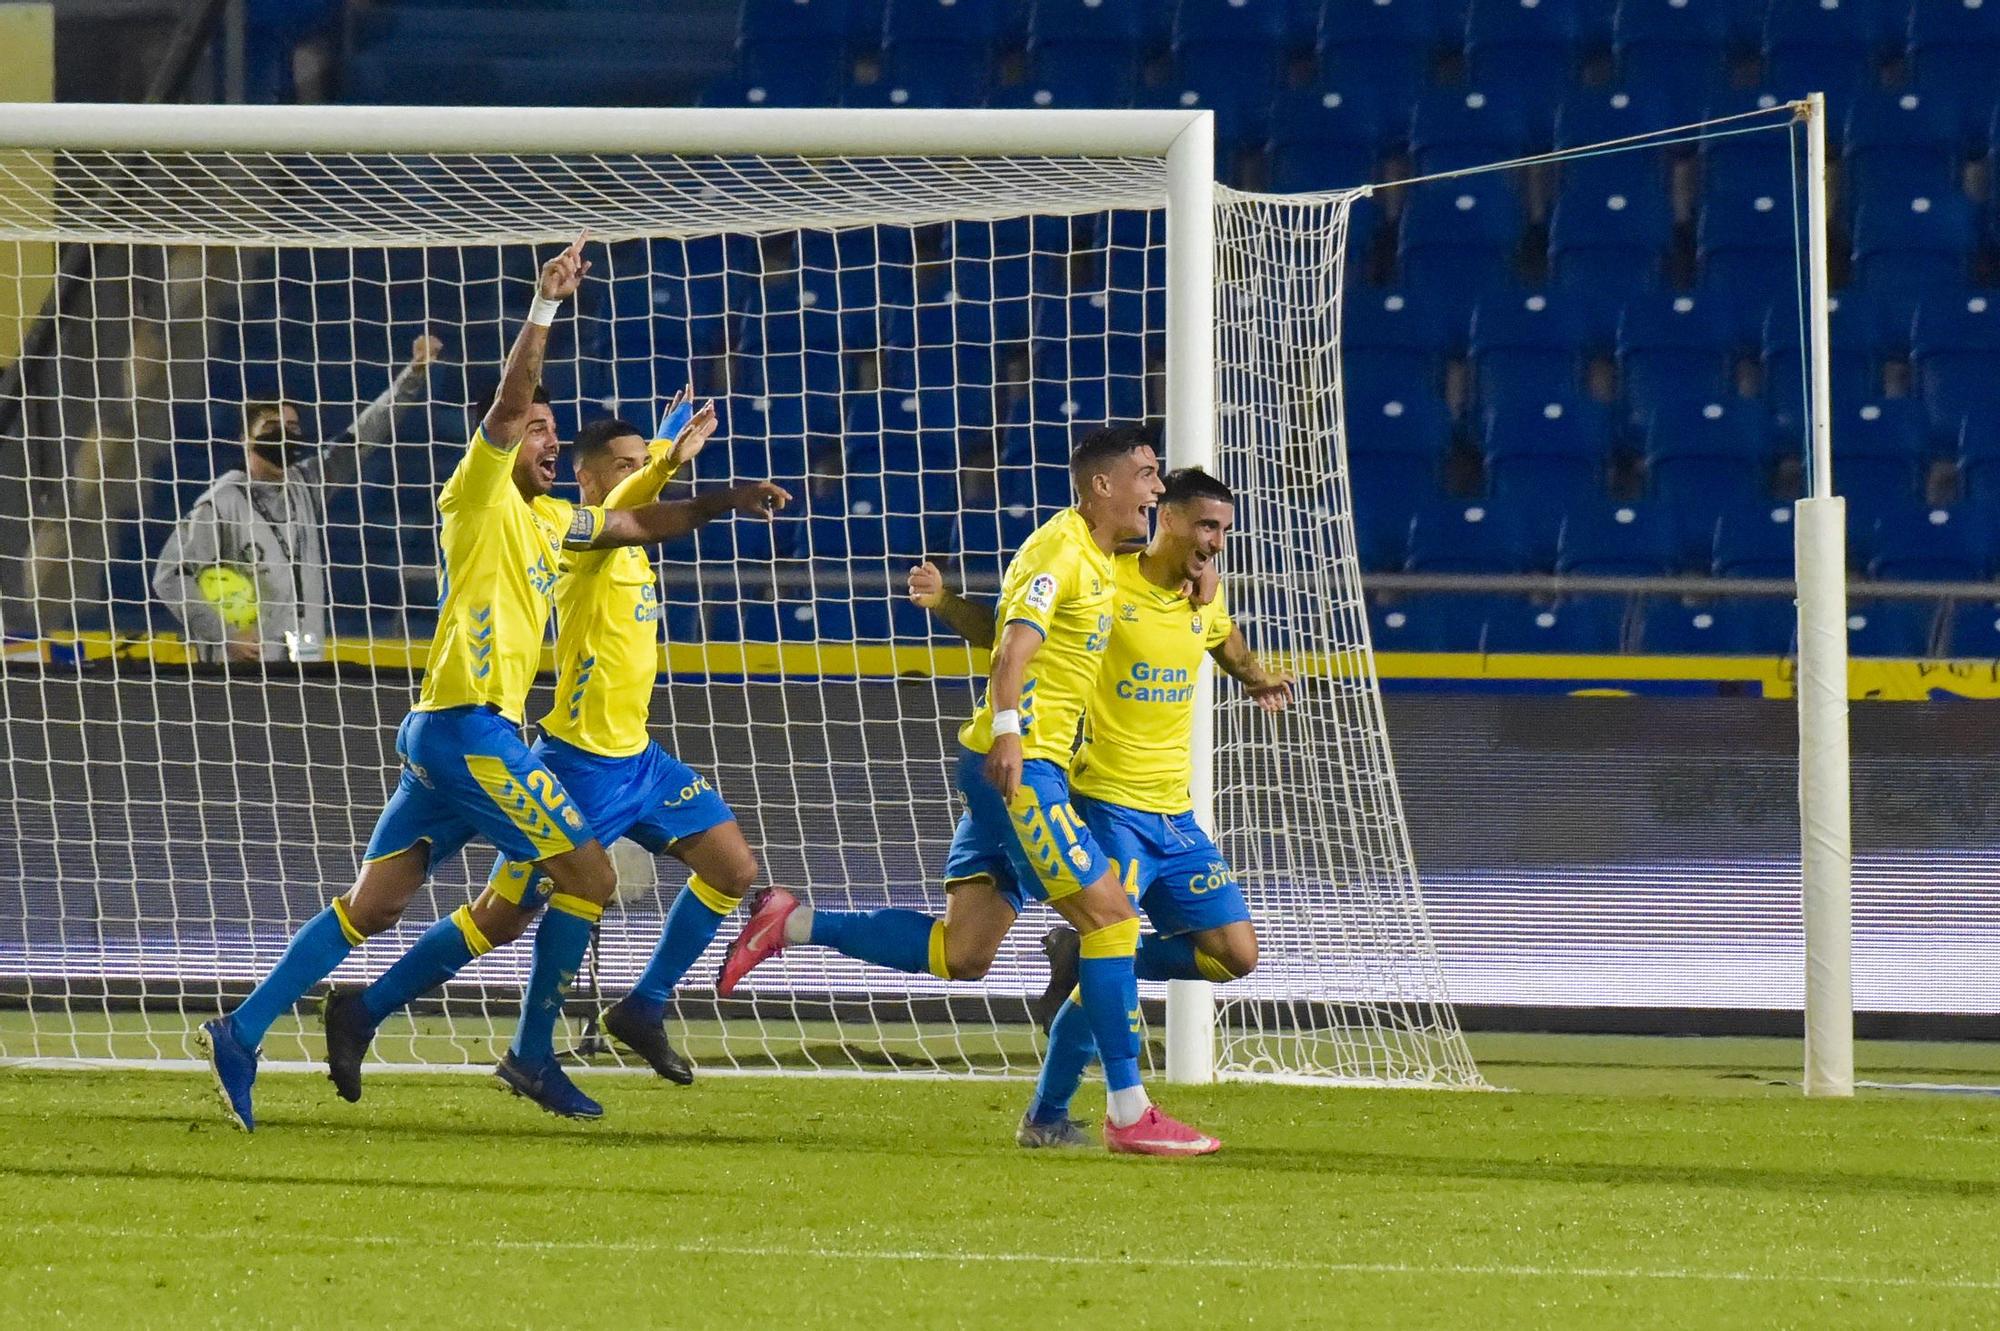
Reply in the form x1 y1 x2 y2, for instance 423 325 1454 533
720 427 1224 1155
321 400 785 1115
197 237 789 1131
909 467 1295 1147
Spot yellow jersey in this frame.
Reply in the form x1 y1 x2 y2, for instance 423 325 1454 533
414 428 605 724
1071 552 1234 815
539 445 684 757
959 507 1114 767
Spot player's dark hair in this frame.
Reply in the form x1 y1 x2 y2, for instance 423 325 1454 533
1068 423 1157 487
468 381 552 427
1162 467 1234 509
573 417 646 466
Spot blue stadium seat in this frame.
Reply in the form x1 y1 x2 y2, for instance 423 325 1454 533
1466 288 1591 411
1317 0 1438 113
1404 496 1533 572
1612 0 1729 115
1761 289 1893 433
1941 598 2000 657
883 0 1003 41
1556 501 1681 575
1634 597 1797 655
1348 391 1455 459
1761 0 1883 103
1398 177 1524 292
1710 499 1795 578
1697 188 1804 315
1349 394 1454 568
1553 87 1676 195
1617 290 1737 422
1844 88 1967 203
1368 592 1496 654
1547 180 1673 296
1695 113 1796 198
1851 192 1978 328
1846 600 1941 657
1268 85 1384 193
738 38 849 106
1910 291 2000 436
1175 0 1285 44
1342 285 1459 404
1014 34 1141 107
1483 595 1632 653
1831 398 1931 497
1408 86 1537 174
1869 504 1986 582
1027 0 1144 44
1644 399 1773 554
1152 56 1279 157
1464 0 1577 109
1483 396 1614 544
1909 0 2000 117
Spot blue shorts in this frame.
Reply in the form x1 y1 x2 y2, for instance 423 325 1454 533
488 735 734 906
1072 794 1251 938
364 707 592 870
940 745 1112 916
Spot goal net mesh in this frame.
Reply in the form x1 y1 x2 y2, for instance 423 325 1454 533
0 137 1478 1087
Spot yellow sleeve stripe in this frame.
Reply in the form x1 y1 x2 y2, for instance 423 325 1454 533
330 897 365 946
1079 917 1140 959
450 904 496 958
685 874 743 916
547 892 604 923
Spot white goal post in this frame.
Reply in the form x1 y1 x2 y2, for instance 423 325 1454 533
0 101 1480 1089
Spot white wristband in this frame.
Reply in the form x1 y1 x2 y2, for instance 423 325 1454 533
527 295 561 327
990 709 1021 738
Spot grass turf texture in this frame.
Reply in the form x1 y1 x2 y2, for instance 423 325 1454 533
3 1034 1997 1328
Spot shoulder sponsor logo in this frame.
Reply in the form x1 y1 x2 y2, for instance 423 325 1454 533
1024 572 1058 612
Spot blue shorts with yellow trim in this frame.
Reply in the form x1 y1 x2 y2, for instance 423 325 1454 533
488 735 734 906
941 745 1112 915
364 707 592 869
1072 794 1250 938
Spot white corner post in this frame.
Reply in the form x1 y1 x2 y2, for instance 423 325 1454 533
1163 112 1218 1085
1794 91 1855 1098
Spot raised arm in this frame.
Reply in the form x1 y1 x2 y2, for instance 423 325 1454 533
483 233 589 450
1211 627 1294 713
308 334 442 487
601 399 716 511
589 479 791 549
907 560 998 649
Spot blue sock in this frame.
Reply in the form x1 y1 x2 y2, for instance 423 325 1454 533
230 904 357 1047
1136 933 1203 982
1031 997 1099 1123
627 878 741 1015
809 908 940 976
360 908 483 1024
1075 921 1144 1094
508 895 601 1063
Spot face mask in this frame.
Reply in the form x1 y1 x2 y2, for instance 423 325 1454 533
249 420 312 469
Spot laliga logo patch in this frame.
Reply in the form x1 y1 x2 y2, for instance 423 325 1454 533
1190 614 1203 634
1069 845 1092 871
1025 572 1058 612
561 806 584 830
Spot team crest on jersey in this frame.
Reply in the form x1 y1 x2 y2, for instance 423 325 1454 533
561 806 584 830
1119 602 1138 622
1190 614 1203 634
1068 845 1092 871
1025 573 1058 612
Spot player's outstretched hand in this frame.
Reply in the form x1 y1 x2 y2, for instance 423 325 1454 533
668 401 717 468
408 333 444 371
730 481 792 520
1246 672 1295 713
984 733 1023 801
655 383 694 446
907 561 945 609
538 230 591 302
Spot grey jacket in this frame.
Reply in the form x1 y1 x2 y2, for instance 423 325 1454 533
154 365 428 663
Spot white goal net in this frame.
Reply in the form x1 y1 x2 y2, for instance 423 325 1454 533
0 107 1478 1088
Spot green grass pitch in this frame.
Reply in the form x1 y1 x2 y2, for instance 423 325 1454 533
3 1033 1997 1328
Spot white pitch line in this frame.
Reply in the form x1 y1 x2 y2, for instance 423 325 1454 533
8 1222 1998 1294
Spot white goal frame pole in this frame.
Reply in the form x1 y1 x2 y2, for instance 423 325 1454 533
1162 113 1218 1086
1794 91 1854 1098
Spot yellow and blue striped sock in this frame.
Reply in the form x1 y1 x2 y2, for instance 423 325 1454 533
230 903 356 1047
360 905 490 1024
508 893 602 1063
627 877 742 1014
1074 918 1144 1100
807 907 939 976
1030 996 1098 1124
